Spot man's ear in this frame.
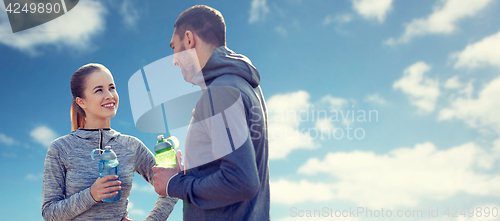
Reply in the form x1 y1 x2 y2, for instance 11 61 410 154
185 30 196 49
76 97 86 110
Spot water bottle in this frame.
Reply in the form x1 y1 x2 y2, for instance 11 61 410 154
154 135 179 168
91 146 121 202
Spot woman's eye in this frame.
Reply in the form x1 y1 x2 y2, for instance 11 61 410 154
95 89 102 93
110 86 116 90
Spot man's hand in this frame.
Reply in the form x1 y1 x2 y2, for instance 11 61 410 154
152 150 183 196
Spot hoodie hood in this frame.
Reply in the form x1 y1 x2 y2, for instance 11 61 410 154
71 128 121 148
200 46 260 88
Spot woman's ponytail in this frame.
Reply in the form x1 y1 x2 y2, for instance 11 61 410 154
70 100 86 131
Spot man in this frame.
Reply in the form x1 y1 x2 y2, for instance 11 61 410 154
152 5 270 221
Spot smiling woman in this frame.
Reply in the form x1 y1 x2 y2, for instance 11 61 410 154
41 64 178 221
70 64 119 130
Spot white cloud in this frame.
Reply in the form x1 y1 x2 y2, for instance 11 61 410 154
452 31 500 69
291 20 301 30
271 141 500 209
393 62 440 113
352 0 393 23
131 183 155 193
0 133 16 146
315 118 335 136
249 0 269 23
119 0 140 27
274 26 288 36
320 95 348 110
493 139 500 157
30 126 58 147
323 15 335 26
271 179 336 205
458 80 474 98
25 173 43 181
0 0 107 55
439 76 500 134
442 75 474 109
267 91 319 160
444 75 463 89
127 201 147 216
385 0 492 45
363 93 387 105
2 153 17 158
323 14 353 26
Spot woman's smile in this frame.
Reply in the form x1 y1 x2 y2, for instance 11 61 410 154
102 101 116 109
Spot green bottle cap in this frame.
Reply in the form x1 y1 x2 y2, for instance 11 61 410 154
155 135 172 152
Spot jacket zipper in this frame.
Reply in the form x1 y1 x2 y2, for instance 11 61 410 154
99 128 103 154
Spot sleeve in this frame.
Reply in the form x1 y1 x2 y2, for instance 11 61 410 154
167 86 261 209
133 138 178 221
41 142 98 221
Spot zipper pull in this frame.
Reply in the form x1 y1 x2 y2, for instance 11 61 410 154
99 128 103 151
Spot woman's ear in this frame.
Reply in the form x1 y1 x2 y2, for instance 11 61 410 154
76 97 86 109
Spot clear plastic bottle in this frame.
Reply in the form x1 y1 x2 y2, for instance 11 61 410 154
154 135 179 168
91 146 121 202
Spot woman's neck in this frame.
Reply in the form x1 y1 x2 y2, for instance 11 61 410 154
84 118 111 129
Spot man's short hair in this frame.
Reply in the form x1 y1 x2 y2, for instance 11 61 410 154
174 5 226 47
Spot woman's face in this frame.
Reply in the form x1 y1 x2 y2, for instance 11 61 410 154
77 70 119 121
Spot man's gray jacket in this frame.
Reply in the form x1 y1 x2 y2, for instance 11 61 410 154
167 46 270 221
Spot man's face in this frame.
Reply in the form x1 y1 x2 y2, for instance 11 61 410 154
170 30 200 83
169 30 186 55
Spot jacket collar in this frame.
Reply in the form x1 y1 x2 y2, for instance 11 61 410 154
71 128 120 144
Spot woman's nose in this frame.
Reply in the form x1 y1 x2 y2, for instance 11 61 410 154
104 90 114 99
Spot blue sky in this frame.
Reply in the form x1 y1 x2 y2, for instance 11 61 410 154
1 0 500 220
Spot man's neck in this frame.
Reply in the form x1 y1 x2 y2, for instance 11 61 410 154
198 45 218 69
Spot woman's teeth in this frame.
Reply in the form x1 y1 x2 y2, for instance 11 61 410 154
103 103 114 107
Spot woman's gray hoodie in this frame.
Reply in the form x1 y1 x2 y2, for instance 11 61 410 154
42 128 177 220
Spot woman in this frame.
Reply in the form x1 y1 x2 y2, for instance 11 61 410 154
41 64 177 220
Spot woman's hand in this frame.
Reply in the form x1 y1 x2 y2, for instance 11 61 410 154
90 175 121 201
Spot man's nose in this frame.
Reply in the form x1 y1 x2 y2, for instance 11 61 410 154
173 56 179 67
